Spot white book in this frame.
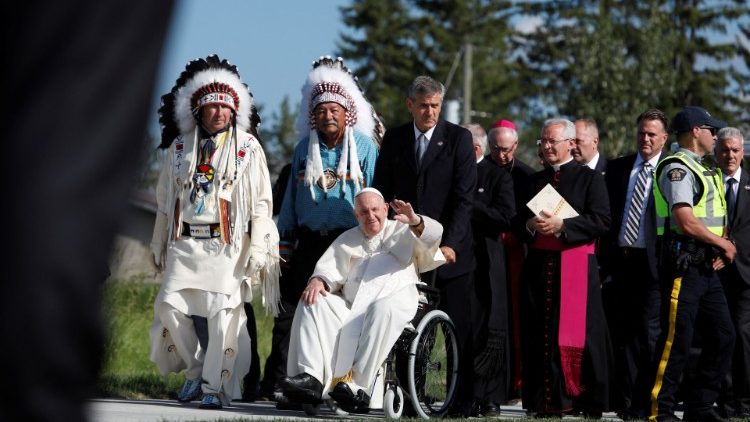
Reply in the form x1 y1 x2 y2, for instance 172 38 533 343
526 183 579 219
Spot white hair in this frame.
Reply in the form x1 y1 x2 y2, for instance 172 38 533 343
542 118 576 139
717 127 744 144
462 123 487 153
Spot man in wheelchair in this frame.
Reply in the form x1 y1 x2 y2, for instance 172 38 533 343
280 187 445 412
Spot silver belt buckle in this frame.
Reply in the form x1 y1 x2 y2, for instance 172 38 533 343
189 224 211 239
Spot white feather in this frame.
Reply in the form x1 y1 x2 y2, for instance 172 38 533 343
174 68 252 135
295 64 375 137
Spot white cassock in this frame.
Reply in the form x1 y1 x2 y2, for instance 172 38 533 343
287 216 445 396
148 128 279 405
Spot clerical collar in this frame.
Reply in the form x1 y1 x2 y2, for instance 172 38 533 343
551 157 575 171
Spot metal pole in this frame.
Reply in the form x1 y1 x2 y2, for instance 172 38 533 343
462 42 472 124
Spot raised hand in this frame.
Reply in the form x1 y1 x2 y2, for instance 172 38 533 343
390 199 421 226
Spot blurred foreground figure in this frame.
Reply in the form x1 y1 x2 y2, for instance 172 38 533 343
1 1 173 421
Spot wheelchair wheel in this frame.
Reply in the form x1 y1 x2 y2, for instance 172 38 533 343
383 385 404 419
406 309 459 419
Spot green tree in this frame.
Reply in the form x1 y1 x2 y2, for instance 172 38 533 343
258 96 298 182
338 0 529 130
412 0 527 129
338 0 427 128
518 0 749 158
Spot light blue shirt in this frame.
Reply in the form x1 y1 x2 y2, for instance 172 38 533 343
277 130 378 237
618 152 661 247
412 123 437 157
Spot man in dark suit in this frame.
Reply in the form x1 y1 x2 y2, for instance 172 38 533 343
716 127 750 418
601 109 669 418
574 118 607 176
487 119 534 395
463 124 515 416
488 118 535 217
373 75 477 415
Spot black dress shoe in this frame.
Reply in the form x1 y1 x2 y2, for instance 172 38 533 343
279 373 323 403
328 382 370 413
479 402 501 417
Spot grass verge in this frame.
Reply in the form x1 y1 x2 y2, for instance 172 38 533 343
98 279 274 399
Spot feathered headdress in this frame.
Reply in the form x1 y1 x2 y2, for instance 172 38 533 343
158 54 260 149
296 56 380 199
295 56 376 137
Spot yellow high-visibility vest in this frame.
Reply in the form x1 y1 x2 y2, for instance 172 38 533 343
653 150 726 236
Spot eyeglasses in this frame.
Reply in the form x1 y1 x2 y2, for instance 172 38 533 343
537 138 573 146
699 126 717 136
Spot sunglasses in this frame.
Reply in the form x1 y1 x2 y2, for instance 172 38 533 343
699 126 717 136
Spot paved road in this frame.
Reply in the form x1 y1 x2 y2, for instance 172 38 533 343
88 398 657 421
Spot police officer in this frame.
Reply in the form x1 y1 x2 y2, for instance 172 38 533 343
649 106 736 422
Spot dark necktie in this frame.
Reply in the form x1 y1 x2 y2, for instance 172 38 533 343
726 178 737 230
623 162 652 246
416 133 427 166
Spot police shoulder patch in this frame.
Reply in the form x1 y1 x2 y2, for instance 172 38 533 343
667 168 687 182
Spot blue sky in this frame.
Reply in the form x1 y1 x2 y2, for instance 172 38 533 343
150 1 748 139
150 0 350 137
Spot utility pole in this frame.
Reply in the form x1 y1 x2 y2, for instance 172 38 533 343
462 42 472 124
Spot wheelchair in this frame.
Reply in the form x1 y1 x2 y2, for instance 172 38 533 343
371 283 460 419
298 283 459 419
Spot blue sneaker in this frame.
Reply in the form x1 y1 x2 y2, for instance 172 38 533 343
177 378 203 402
199 393 222 409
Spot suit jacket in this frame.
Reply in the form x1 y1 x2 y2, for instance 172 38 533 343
593 154 608 177
601 153 660 281
473 158 515 331
492 156 534 220
727 168 750 286
474 158 515 238
373 119 477 278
